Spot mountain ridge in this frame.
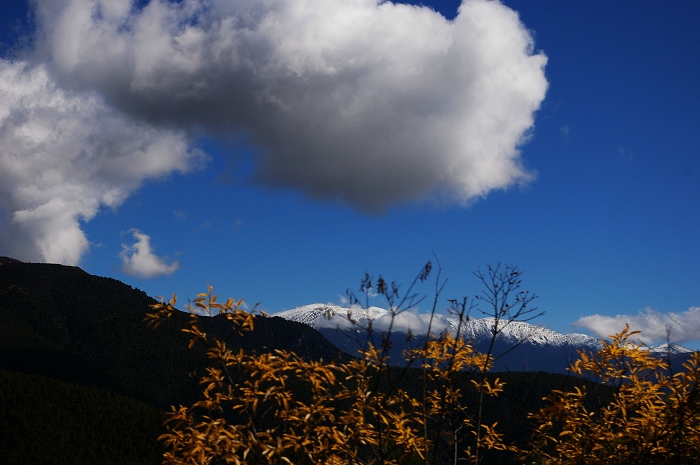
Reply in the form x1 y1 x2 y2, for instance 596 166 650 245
1 255 694 380
0 256 345 407
273 303 694 373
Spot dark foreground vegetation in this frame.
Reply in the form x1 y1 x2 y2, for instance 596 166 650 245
1 257 699 464
0 369 163 465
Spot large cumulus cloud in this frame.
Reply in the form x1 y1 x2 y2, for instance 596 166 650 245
1 0 547 264
34 0 547 209
0 60 202 264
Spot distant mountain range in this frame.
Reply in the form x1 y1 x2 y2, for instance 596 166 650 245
273 304 694 373
1 255 694 380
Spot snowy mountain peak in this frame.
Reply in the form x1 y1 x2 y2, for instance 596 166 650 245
273 305 603 350
274 304 387 329
648 342 694 355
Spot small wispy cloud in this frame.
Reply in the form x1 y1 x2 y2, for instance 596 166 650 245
119 229 179 279
573 306 700 345
560 125 570 143
373 311 447 336
317 313 357 330
617 145 634 161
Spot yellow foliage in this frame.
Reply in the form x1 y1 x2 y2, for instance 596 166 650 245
147 289 511 464
528 325 700 465
148 288 700 465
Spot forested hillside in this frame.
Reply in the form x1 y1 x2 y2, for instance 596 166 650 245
0 257 349 463
0 369 163 465
0 257 342 407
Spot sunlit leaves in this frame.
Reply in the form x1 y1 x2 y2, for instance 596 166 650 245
147 286 515 464
147 273 700 465
528 325 700 465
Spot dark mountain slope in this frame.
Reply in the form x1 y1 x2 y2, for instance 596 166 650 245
0 257 344 407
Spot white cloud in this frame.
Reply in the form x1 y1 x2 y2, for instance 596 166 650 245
119 229 179 278
1 0 548 264
573 306 700 345
317 312 358 330
373 310 447 336
33 0 547 211
0 60 203 264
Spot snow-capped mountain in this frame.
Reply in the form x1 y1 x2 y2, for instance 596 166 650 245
273 304 693 373
275 304 387 329
275 304 602 349
648 342 695 355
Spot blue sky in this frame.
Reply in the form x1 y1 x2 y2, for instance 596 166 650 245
1 0 699 348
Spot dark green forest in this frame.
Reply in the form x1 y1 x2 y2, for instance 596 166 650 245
0 258 381 463
0 369 163 465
